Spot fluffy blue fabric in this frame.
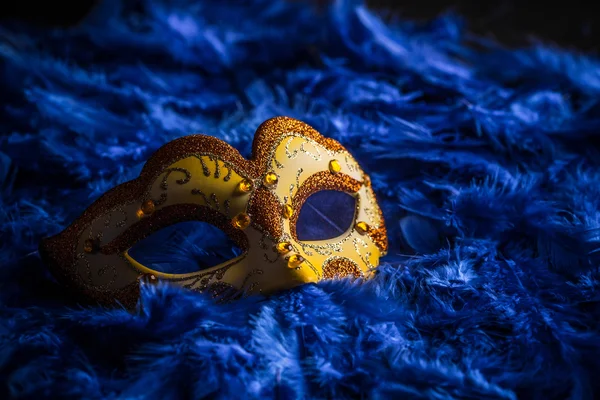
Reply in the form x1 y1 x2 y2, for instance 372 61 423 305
1 0 600 398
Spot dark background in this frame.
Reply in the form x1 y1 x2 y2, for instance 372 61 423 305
0 0 596 52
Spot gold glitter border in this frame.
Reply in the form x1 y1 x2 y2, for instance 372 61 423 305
322 257 363 280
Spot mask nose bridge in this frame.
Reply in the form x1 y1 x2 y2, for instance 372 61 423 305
247 186 285 241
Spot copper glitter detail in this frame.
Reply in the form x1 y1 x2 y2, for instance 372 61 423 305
101 204 249 254
367 215 388 254
364 184 388 254
289 171 362 242
248 187 283 239
322 258 363 280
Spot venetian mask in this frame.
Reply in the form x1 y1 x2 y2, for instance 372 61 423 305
39 117 388 308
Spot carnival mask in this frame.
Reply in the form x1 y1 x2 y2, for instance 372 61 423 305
39 117 387 308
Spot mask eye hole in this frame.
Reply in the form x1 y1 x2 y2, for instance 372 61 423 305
296 190 357 241
127 221 243 274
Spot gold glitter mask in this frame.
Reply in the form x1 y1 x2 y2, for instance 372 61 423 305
39 117 388 308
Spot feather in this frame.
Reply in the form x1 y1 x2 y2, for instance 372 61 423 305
0 0 599 398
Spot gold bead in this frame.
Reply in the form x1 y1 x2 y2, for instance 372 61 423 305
355 221 369 235
232 212 251 229
136 209 145 219
282 204 294 219
328 159 342 174
275 242 293 254
263 172 278 186
83 239 96 253
140 273 158 285
236 178 254 194
286 254 305 268
140 199 155 215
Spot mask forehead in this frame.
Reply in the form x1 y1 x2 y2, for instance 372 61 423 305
268 135 364 200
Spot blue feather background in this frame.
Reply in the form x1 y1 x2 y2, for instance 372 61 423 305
1 0 600 398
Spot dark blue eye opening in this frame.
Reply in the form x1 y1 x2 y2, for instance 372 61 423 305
295 190 357 241
128 221 242 274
